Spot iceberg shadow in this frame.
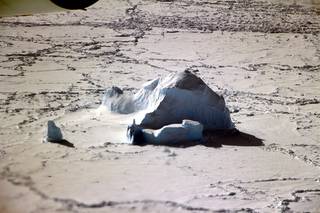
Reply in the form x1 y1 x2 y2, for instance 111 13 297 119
202 129 264 147
46 139 75 148
133 129 264 148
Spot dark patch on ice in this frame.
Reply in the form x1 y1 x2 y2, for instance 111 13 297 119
202 129 264 147
45 139 75 148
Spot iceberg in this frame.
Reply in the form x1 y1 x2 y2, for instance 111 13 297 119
102 70 234 130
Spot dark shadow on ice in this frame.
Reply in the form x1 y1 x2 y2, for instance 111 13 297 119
202 129 264 147
133 129 263 148
48 139 75 148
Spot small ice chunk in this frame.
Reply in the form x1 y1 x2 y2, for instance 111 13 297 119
152 119 204 144
127 119 203 145
44 120 63 142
